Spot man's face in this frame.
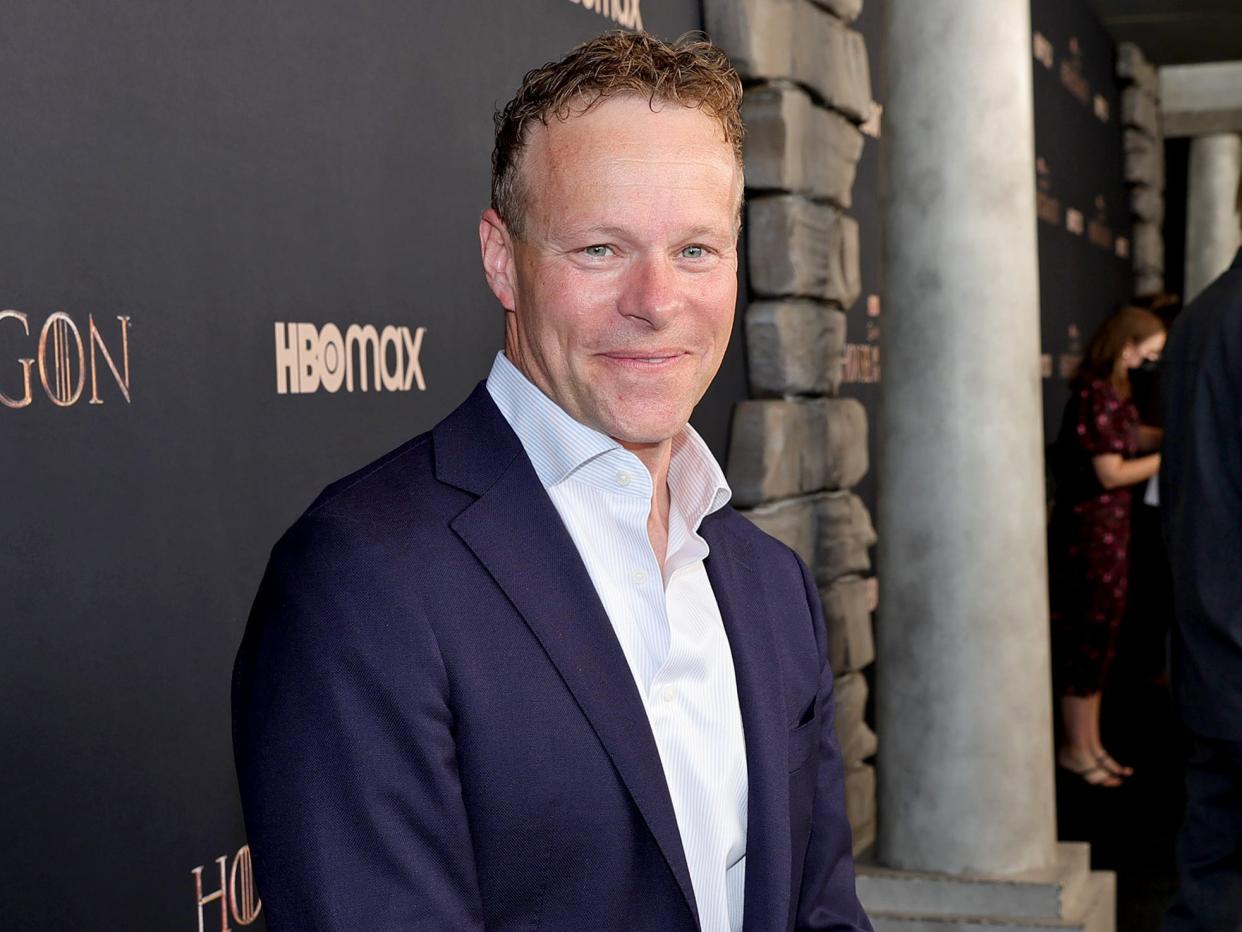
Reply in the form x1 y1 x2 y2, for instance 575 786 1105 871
480 95 740 449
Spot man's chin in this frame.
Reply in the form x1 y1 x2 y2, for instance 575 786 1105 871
579 395 698 450
604 417 692 451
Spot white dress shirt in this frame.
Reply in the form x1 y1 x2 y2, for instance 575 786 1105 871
487 352 749 932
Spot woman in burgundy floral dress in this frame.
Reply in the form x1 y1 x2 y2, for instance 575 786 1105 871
1050 307 1165 787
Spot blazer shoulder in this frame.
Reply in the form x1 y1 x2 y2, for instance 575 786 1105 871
707 506 816 613
711 504 811 569
266 429 463 578
307 431 435 517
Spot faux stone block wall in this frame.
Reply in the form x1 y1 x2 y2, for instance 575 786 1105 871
1117 42 1165 297
704 0 878 855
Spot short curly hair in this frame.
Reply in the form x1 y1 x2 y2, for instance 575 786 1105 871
491 31 744 237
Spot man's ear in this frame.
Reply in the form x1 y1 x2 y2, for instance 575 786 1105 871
479 209 518 312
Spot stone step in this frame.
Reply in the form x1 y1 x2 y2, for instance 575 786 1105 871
866 871 1115 932
858 843 1090 918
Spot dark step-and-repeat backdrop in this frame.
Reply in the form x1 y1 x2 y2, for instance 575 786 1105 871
0 3 706 929
1030 0 1134 444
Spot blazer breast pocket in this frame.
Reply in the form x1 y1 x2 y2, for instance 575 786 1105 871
787 712 820 773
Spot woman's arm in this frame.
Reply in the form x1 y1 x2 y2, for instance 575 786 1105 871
1092 452 1160 489
1136 425 1163 453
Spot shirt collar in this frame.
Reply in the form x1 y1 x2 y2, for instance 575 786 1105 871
485 351 731 523
668 426 733 523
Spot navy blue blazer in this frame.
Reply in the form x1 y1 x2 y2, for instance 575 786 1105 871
1160 249 1242 743
233 384 871 931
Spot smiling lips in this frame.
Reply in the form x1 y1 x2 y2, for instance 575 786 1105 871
599 351 688 368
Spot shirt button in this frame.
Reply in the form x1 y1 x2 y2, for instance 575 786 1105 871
664 686 676 703
617 471 632 487
632 569 647 585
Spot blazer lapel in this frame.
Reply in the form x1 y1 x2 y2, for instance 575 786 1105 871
701 512 793 932
435 386 701 927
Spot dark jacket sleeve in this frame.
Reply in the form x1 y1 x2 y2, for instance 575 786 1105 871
232 514 485 931
792 555 874 932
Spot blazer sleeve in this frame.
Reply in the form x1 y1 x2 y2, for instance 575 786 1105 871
232 514 486 931
792 556 874 932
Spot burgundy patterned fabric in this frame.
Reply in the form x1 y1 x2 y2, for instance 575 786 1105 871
1049 378 1140 696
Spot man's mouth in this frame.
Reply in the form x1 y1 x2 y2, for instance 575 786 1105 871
599 351 687 367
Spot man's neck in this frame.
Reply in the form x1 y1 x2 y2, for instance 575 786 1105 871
620 438 673 569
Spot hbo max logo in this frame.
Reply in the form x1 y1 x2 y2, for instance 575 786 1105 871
274 321 426 395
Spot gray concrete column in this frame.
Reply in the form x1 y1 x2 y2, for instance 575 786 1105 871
875 0 1057 876
1185 133 1242 302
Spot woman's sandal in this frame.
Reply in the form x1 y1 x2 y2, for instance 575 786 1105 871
1058 760 1124 788
1096 755 1133 780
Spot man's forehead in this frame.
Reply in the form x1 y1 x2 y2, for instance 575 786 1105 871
509 94 742 235
528 94 733 157
523 105 739 202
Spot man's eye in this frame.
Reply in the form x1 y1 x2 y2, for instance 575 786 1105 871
583 245 612 258
682 245 706 259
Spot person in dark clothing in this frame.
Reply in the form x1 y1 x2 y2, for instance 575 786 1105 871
1161 247 1242 930
1125 293 1183 690
1050 307 1165 787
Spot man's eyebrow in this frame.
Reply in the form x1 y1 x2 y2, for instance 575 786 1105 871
561 224 632 241
676 224 736 241
556 223 735 242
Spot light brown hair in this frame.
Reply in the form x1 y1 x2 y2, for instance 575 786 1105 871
490 31 744 237
1077 305 1165 396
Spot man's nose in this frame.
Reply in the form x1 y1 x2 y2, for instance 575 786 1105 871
617 254 682 328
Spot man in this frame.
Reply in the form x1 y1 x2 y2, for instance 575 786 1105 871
1160 235 1242 929
234 32 870 932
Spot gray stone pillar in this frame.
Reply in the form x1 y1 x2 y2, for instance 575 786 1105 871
1185 133 1242 302
875 0 1056 877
